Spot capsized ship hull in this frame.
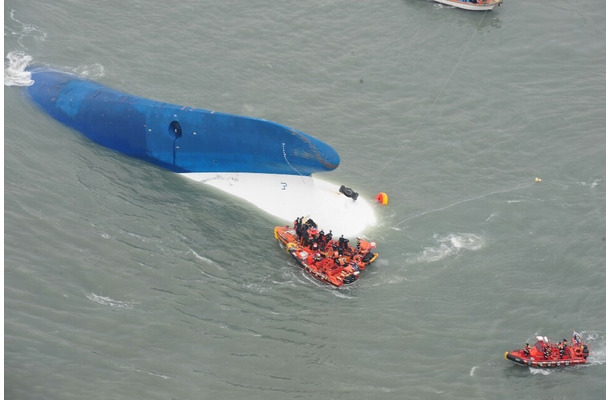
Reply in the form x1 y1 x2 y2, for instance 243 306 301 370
183 172 377 237
25 69 377 236
26 69 340 175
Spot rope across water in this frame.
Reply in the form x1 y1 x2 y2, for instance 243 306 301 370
374 10 489 180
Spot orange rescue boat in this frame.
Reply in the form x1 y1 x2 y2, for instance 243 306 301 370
274 217 378 287
504 333 590 368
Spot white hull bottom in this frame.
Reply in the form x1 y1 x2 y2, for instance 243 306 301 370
181 172 378 237
433 0 500 11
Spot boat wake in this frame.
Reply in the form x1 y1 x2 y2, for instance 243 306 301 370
528 367 551 375
579 330 606 366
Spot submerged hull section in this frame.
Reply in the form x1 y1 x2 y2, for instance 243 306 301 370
26 69 340 175
181 173 377 237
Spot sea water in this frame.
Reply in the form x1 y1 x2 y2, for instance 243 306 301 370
4 1 605 399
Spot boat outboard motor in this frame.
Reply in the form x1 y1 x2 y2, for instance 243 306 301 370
339 185 359 200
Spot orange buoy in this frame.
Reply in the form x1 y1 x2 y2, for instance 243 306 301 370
375 192 388 205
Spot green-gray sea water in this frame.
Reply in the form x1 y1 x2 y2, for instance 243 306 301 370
4 1 605 399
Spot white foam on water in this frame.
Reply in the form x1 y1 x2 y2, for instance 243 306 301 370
417 233 485 263
71 63 105 79
4 51 34 86
528 367 551 375
4 48 103 88
578 179 600 189
190 249 220 267
86 293 137 309
579 330 605 366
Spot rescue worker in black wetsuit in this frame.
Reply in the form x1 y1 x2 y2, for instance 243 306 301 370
301 229 309 246
558 340 567 358
325 231 333 250
523 343 531 357
317 230 325 248
337 235 349 255
543 344 551 359
294 217 304 240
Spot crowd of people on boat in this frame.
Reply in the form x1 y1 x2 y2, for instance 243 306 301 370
294 217 350 254
523 333 589 360
463 0 498 4
292 217 376 269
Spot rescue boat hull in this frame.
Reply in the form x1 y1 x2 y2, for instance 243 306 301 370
432 0 502 11
504 351 586 368
504 335 589 368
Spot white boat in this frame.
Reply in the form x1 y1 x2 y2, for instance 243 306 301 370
432 0 503 11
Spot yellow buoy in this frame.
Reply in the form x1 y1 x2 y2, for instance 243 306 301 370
535 177 542 183
375 192 389 205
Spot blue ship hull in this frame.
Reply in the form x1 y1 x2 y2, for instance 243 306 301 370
26 69 340 175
